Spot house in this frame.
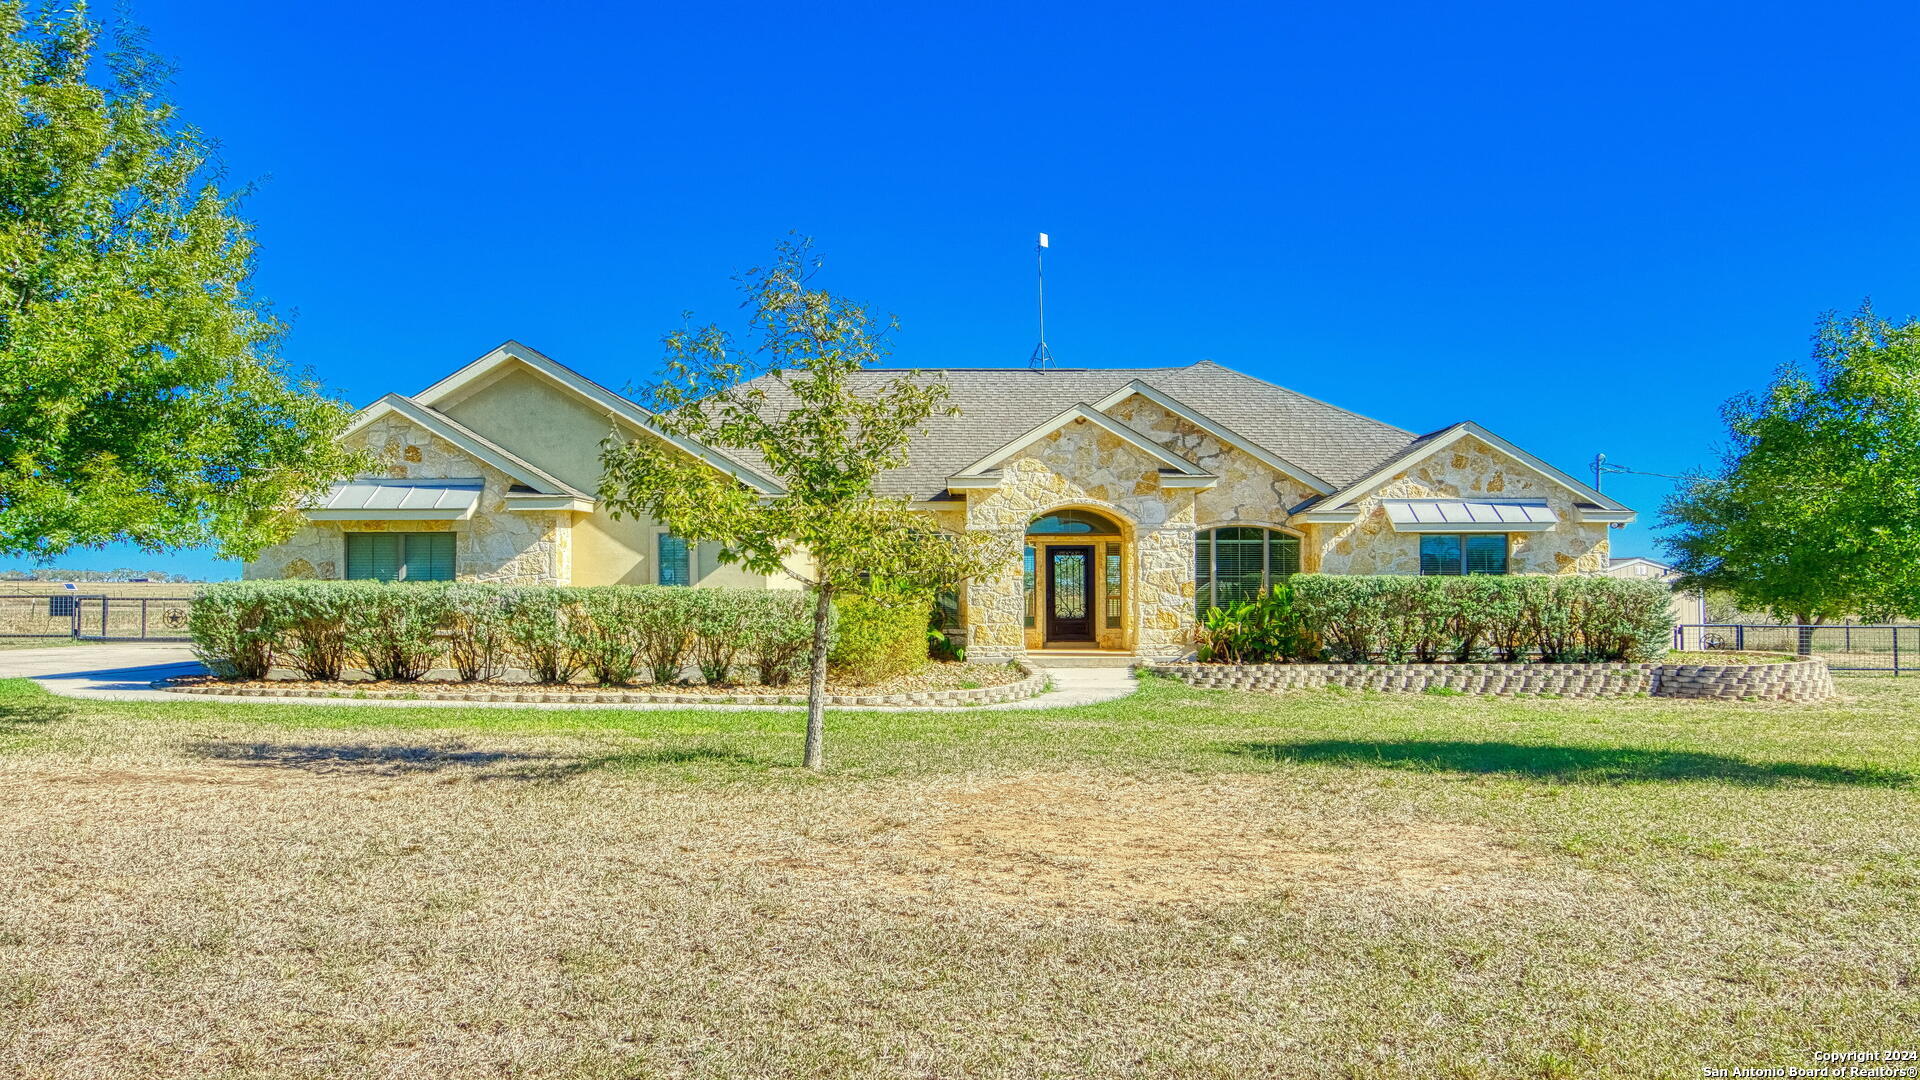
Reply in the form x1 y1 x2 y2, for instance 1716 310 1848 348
1606 556 1705 626
245 341 1635 661
1605 556 1676 582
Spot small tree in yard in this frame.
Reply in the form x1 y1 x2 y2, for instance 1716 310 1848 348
1663 305 1920 651
0 5 363 560
599 239 1005 769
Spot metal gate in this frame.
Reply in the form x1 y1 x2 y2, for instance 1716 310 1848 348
1674 623 1917 674
0 593 195 642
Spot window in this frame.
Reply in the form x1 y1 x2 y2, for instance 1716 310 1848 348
1027 509 1121 535
1022 545 1036 628
657 533 691 586
1419 534 1509 576
1195 527 1300 612
1103 542 1122 629
345 532 455 581
933 587 961 631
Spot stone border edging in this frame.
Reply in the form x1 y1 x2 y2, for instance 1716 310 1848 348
1145 656 1834 702
157 662 1051 709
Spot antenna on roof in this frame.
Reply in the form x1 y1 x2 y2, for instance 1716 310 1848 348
1028 232 1054 370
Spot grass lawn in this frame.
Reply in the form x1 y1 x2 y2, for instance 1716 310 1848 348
0 674 1914 1078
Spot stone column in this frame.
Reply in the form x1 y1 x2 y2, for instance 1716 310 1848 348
1133 524 1196 661
964 530 1027 663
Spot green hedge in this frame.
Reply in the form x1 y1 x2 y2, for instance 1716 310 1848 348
1197 574 1673 664
828 592 931 685
190 581 826 686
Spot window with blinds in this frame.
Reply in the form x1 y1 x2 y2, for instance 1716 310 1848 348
657 533 691 586
1419 534 1509 575
1194 527 1301 613
344 532 455 582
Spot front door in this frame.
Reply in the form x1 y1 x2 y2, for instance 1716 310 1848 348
1045 545 1095 643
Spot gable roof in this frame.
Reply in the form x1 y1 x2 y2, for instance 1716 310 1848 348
1089 380 1332 492
414 340 784 495
343 393 594 505
1300 421 1633 520
950 404 1218 488
728 360 1414 500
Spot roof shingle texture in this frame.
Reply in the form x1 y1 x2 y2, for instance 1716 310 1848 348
730 361 1416 500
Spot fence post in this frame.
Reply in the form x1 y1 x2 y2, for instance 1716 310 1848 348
1895 627 1901 677
1736 625 1745 651
140 600 147 640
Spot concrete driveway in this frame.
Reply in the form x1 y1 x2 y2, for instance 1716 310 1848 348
0 642 204 696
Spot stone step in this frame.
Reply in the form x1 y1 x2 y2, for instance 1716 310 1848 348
1026 651 1140 669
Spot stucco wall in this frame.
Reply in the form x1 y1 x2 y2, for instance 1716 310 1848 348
961 418 1197 662
435 363 774 589
1312 434 1610 576
244 416 568 585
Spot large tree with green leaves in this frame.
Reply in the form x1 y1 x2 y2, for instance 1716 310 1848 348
1663 305 1920 636
0 4 362 560
600 239 1004 769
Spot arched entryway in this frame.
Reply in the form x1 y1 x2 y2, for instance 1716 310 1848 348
1024 508 1129 651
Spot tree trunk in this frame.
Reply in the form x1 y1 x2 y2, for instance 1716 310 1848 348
1795 614 1817 657
804 583 833 770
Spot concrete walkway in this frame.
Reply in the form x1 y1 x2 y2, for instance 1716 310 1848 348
3 643 1136 712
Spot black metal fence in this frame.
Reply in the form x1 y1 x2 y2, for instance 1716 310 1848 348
1674 623 1918 674
0 594 195 642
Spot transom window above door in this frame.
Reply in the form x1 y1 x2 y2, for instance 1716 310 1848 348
1027 509 1122 535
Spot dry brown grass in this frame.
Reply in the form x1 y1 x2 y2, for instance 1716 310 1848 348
0 676 1913 1078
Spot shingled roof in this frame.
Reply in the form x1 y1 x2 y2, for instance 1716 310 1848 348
730 361 1416 500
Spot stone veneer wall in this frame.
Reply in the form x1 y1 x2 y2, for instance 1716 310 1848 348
244 415 570 585
962 418 1197 662
1103 397 1319 531
1311 434 1610 576
1146 657 1835 702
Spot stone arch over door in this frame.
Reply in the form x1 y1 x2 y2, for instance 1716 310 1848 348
957 417 1202 661
1024 504 1133 651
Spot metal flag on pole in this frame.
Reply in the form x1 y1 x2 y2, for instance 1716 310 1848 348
1029 232 1054 369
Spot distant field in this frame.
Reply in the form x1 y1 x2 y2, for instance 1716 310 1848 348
0 583 203 597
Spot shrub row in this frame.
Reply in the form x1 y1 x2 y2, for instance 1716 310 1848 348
189 581 928 687
1195 574 1674 664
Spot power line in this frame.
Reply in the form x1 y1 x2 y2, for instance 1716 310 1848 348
1591 453 1714 491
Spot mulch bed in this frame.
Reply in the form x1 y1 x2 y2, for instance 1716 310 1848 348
166 661 1028 698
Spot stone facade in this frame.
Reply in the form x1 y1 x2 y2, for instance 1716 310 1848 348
1311 434 1609 576
1104 397 1321 526
950 403 1626 665
245 416 571 586
961 417 1197 662
1148 656 1834 702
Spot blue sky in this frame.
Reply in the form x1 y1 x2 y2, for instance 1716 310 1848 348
16 0 1919 579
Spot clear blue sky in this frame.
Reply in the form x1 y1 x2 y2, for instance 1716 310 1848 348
15 0 1919 580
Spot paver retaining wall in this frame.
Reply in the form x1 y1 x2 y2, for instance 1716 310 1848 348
1146 656 1833 702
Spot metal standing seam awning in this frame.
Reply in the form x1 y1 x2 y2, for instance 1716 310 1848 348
304 478 484 521
1380 499 1558 533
